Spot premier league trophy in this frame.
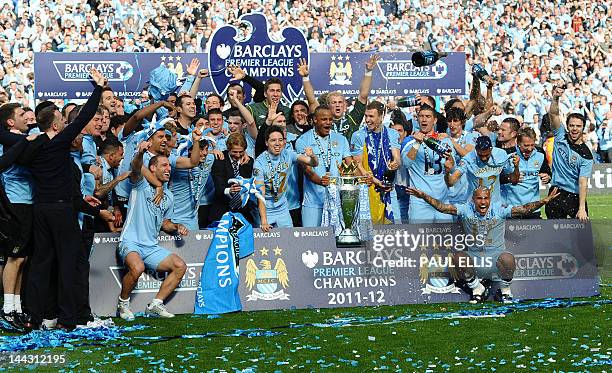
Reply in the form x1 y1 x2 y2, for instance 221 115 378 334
336 161 362 246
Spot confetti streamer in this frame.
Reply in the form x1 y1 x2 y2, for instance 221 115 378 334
1 298 607 355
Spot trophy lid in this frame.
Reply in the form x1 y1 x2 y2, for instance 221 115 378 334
338 160 358 177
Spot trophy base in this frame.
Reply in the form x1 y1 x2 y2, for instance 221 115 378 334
336 229 361 247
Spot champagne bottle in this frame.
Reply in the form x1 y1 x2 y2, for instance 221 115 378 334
472 64 490 81
381 169 396 188
423 137 450 157
396 95 419 108
411 51 446 67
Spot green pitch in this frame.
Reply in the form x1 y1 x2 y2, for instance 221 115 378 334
2 194 611 372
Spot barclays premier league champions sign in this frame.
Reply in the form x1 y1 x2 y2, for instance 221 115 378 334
208 13 307 101
34 14 466 100
88 221 598 316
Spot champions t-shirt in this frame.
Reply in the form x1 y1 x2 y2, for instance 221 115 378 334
456 202 512 252
501 148 546 209
456 147 514 202
550 125 593 194
401 134 455 204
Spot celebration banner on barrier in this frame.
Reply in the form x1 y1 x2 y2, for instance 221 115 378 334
89 221 598 316
34 14 466 101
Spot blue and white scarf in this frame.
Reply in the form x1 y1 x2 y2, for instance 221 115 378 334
227 176 265 208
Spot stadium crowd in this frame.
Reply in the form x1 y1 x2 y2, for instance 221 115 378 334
0 0 608 332
0 0 610 159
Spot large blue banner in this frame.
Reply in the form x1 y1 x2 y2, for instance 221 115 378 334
34 13 465 101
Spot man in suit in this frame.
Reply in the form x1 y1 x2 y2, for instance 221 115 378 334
210 132 265 226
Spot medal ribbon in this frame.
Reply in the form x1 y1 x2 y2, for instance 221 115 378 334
314 133 332 172
265 152 283 201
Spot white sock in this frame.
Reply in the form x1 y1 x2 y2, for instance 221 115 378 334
3 293 14 313
466 277 485 295
472 283 485 295
14 295 22 313
150 298 163 306
118 296 130 304
501 286 512 295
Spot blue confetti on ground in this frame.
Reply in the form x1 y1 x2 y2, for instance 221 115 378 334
0 325 146 352
0 296 608 369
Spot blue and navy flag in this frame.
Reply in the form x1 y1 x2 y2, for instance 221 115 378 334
363 127 394 224
194 212 254 314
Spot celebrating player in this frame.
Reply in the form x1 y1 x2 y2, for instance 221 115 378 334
296 105 352 227
301 55 380 140
545 85 593 221
407 186 560 303
402 104 454 223
445 135 520 203
116 141 189 321
446 107 478 212
501 128 552 218
352 101 401 224
253 126 318 228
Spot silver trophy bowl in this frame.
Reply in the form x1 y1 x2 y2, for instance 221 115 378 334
337 176 361 245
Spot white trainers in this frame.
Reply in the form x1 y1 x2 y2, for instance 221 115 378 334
145 301 174 318
117 299 135 321
77 317 115 329
41 318 58 330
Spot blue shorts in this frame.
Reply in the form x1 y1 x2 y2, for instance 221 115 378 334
302 206 323 227
266 207 293 228
118 241 172 271
467 249 506 280
408 201 454 224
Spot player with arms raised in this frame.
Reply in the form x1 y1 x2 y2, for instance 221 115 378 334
407 186 560 303
545 85 593 221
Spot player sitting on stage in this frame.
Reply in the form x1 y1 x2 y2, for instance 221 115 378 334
116 140 190 321
407 185 559 303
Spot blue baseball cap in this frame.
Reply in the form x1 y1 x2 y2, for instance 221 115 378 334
474 135 492 151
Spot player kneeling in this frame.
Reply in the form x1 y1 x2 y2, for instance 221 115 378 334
117 140 189 320
408 186 559 303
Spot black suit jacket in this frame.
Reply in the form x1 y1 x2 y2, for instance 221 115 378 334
210 150 255 223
